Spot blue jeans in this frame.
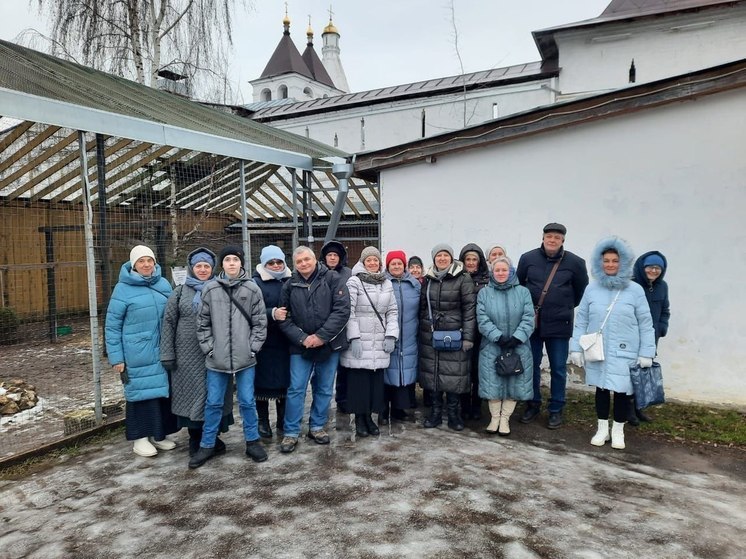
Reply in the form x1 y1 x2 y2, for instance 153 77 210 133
529 336 569 413
202 368 258 448
283 352 340 438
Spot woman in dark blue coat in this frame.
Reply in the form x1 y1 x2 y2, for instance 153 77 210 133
252 245 292 439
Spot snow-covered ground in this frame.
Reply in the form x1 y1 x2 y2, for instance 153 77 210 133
1 405 744 559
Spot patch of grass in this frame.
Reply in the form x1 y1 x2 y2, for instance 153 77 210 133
563 389 746 448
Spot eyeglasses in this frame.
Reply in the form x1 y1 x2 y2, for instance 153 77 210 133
645 265 662 272
266 259 284 266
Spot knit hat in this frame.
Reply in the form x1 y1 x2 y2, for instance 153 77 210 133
130 245 155 268
431 243 454 261
408 256 424 268
260 245 286 266
360 246 382 264
219 245 245 268
486 244 507 260
643 254 665 269
189 251 215 267
543 222 567 235
386 250 407 269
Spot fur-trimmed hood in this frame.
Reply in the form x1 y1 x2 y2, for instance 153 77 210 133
590 236 635 290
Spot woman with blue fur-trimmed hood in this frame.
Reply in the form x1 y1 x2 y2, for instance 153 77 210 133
569 236 655 451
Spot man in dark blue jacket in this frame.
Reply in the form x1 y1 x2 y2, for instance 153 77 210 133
277 246 350 453
517 223 588 429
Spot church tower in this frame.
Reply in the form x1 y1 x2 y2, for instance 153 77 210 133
321 11 350 93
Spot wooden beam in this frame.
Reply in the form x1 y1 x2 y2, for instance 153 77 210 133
324 171 363 217
0 125 62 174
0 131 78 191
0 121 34 156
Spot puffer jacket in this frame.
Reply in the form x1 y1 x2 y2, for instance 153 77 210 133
517 245 588 338
340 262 399 370
476 273 535 401
161 248 232 420
197 270 267 373
253 263 292 393
418 260 477 394
384 271 420 387
633 251 670 342
105 261 172 402
570 236 656 394
278 263 351 354
459 243 490 381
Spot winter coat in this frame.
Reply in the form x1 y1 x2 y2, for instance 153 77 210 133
476 274 535 401
459 243 490 380
253 263 292 395
105 262 172 402
418 260 477 394
517 245 588 338
321 240 352 283
161 248 232 420
384 271 420 387
340 262 399 370
633 251 670 343
570 236 656 394
278 263 351 355
197 271 267 373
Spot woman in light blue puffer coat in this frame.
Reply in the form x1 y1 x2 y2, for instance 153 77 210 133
570 236 656 450
477 256 534 436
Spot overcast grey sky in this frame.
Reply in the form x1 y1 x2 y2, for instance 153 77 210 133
0 1 611 102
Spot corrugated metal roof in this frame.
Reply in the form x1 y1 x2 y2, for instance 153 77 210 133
251 62 552 121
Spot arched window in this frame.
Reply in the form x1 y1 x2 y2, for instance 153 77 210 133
278 85 288 99
260 88 271 101
303 86 313 97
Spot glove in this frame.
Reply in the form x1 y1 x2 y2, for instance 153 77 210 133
505 336 521 349
569 352 585 368
161 360 176 372
350 339 363 359
637 357 653 369
383 336 396 354
462 340 474 352
497 334 511 347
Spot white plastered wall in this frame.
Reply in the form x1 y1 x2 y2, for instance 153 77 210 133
378 88 746 406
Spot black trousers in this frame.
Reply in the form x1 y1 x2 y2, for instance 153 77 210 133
346 368 385 414
595 388 629 423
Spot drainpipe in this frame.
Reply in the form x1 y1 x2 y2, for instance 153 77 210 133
324 157 355 244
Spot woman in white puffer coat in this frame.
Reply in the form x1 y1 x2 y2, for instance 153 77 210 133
340 246 399 438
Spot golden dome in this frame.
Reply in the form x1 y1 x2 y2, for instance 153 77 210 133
283 14 291 25
323 19 338 34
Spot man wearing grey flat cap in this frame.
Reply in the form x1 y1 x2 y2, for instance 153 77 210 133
517 223 588 429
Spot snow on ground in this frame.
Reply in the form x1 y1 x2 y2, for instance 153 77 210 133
1 405 745 559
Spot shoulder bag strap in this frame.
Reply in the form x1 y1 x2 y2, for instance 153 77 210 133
220 283 253 325
359 280 385 327
426 280 436 331
599 290 622 333
536 257 563 311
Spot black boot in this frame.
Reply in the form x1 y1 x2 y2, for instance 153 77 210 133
446 393 464 431
188 428 202 457
626 395 640 427
256 399 272 438
636 407 653 422
423 389 434 408
460 393 472 420
365 414 380 436
355 414 369 437
423 391 443 428
275 398 286 435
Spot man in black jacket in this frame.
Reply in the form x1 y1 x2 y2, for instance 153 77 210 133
277 246 350 453
517 223 588 429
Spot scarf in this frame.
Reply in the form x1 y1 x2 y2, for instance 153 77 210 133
357 271 386 285
265 266 288 281
185 275 209 312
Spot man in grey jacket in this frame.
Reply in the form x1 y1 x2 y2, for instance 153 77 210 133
190 246 268 468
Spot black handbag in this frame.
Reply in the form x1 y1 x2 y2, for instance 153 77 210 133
496 350 523 377
426 281 463 352
629 361 665 409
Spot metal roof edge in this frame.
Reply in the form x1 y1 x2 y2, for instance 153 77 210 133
0 87 314 170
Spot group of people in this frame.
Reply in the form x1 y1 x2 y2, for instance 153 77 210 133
104 221 670 468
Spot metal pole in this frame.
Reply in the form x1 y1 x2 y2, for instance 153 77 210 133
239 160 251 266
290 168 299 252
95 134 111 312
78 131 103 424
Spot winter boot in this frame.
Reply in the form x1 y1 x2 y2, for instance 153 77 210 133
188 428 202 456
245 439 268 463
446 392 464 431
133 437 157 457
626 395 640 426
365 414 380 436
611 421 626 450
591 419 611 446
256 399 272 438
423 391 443 428
275 399 286 435
188 446 215 469
355 414 369 437
485 400 501 434
498 400 517 437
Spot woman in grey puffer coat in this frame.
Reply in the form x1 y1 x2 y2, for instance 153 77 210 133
340 247 399 437
161 248 233 456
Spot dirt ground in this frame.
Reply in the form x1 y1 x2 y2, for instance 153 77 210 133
1 400 745 559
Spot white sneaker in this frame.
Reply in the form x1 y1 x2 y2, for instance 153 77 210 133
611 421 626 450
133 437 158 457
149 437 176 450
590 419 610 446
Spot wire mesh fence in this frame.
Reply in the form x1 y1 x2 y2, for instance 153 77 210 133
0 120 378 462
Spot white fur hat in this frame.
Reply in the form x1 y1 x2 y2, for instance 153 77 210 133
130 245 156 268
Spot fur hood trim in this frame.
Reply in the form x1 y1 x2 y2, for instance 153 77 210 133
591 236 634 290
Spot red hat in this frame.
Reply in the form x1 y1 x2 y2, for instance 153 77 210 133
386 250 407 269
